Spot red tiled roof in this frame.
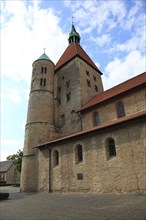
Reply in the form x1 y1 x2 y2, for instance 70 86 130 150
37 110 146 148
55 42 102 74
79 72 146 112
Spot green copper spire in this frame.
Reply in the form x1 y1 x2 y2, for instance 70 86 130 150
33 51 53 65
37 53 51 61
68 24 80 45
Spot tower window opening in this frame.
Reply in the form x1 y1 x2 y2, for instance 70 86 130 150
41 67 47 74
75 145 83 163
62 76 64 80
43 78 46 86
40 78 43 86
53 150 59 167
116 102 125 118
86 70 89 76
87 79 91 87
40 78 46 86
95 85 98 92
66 92 71 102
66 81 69 88
93 76 97 81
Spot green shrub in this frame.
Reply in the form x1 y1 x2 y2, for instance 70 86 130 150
0 192 9 200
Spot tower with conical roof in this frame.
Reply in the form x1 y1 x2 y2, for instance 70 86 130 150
54 23 104 135
21 52 56 192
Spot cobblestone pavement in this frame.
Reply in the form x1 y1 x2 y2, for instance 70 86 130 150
0 186 146 220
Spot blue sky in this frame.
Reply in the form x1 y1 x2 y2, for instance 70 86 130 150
1 0 145 161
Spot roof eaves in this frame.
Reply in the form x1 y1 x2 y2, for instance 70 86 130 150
37 110 146 148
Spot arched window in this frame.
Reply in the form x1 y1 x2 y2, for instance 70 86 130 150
106 138 116 159
116 102 125 118
92 111 100 126
75 145 83 163
53 150 59 167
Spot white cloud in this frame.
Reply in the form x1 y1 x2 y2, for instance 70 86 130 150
64 0 126 34
1 89 22 103
90 34 111 47
103 50 145 89
1 1 68 84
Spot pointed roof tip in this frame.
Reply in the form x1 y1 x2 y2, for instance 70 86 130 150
33 52 53 64
38 53 51 61
68 20 80 44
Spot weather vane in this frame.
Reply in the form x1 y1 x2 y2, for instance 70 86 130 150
43 48 46 53
72 16 74 25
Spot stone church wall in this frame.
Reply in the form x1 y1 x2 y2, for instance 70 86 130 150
82 86 146 130
48 119 145 193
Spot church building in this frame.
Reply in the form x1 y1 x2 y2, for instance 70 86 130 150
20 24 146 193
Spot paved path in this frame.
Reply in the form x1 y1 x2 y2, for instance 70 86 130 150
0 186 146 220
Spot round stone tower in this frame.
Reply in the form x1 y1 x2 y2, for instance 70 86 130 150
20 53 55 192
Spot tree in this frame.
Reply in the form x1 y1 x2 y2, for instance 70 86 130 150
7 150 23 173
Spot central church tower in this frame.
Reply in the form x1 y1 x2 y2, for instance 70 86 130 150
54 24 104 135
